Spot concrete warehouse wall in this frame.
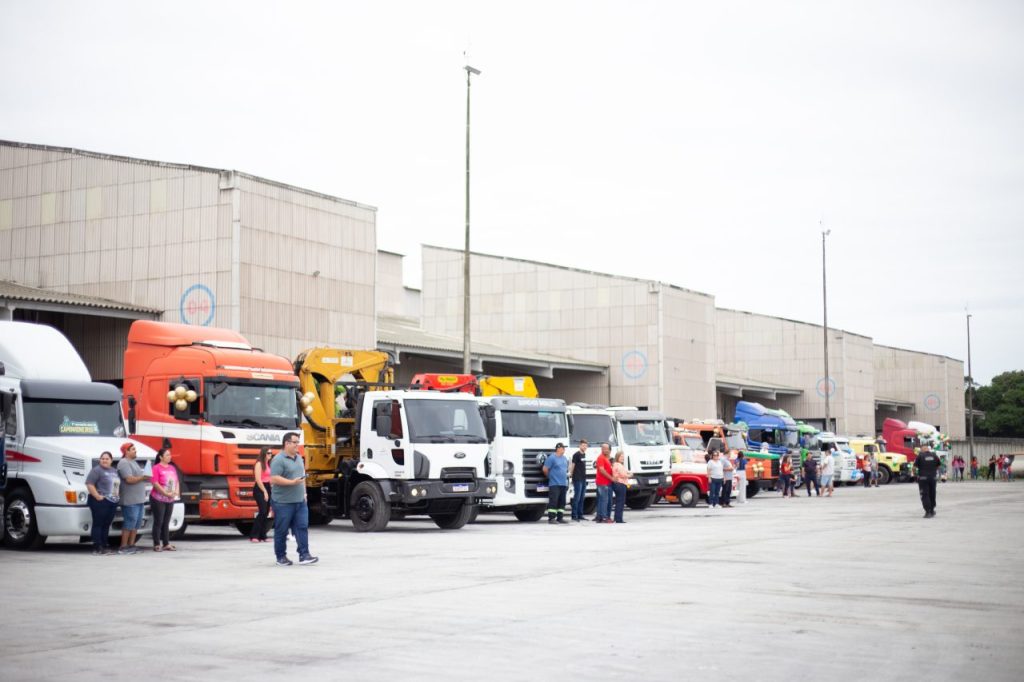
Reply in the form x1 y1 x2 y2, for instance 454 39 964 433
420 245 717 417
874 345 966 439
715 308 876 436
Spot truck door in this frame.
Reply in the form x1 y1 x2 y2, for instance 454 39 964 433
367 399 406 477
2 390 20 478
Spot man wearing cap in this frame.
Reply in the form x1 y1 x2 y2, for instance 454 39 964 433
542 443 570 524
116 442 150 554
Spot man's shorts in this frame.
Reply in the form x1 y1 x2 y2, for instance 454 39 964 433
121 503 144 530
820 474 833 487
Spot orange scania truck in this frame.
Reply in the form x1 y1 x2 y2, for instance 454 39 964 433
122 321 302 536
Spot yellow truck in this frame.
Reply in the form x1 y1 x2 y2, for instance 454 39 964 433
477 375 539 398
849 437 910 485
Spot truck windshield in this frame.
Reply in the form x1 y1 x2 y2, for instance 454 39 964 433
206 382 300 429
501 411 567 439
620 421 669 446
569 414 616 446
726 434 747 451
406 399 488 443
778 430 799 448
23 399 125 437
681 436 704 450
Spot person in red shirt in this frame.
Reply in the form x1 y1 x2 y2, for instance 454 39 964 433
594 443 615 523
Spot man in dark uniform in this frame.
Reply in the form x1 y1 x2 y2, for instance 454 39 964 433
914 444 942 518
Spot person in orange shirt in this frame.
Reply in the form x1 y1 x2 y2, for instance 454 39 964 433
611 451 630 523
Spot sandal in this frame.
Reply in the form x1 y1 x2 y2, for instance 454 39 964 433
153 546 162 552
163 545 177 551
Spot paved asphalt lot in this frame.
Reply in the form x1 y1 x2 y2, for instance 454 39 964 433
1 481 1021 681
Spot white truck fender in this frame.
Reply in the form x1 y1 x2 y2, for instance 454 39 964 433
354 460 391 481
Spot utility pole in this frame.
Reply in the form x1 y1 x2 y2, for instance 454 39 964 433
463 64 480 374
822 227 832 432
967 312 975 465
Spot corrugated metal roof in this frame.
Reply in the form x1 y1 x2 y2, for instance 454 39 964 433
377 315 606 373
716 374 803 396
0 280 161 316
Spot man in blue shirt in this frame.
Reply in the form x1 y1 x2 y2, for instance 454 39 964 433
543 443 570 525
270 432 318 566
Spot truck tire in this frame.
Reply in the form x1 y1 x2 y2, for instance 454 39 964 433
467 505 480 524
3 488 45 550
350 481 390 532
877 466 892 485
627 492 655 510
170 520 188 541
746 481 760 498
582 497 597 516
234 521 254 536
676 483 699 508
431 502 474 530
513 507 545 523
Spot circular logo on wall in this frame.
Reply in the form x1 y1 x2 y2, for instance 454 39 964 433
179 284 216 326
622 351 648 380
816 377 836 398
924 393 941 411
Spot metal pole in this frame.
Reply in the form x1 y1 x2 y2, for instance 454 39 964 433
822 228 831 431
967 313 975 465
463 65 480 374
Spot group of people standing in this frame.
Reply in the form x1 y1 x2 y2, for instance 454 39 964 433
705 448 749 507
778 449 838 498
547 440 629 524
85 442 179 555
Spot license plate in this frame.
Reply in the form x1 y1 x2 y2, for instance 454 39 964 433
452 483 469 492
648 478 659 485
537 485 549 492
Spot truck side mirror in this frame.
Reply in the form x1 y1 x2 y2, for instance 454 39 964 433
481 405 496 441
0 361 5 376
373 401 392 436
127 395 137 435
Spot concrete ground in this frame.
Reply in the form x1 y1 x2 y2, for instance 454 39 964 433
1 480 1021 681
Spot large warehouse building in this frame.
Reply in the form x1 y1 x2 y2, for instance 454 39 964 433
1 139 965 438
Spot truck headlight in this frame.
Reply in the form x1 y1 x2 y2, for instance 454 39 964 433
201 489 229 500
503 460 514 475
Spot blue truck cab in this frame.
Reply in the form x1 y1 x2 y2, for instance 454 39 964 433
734 400 799 455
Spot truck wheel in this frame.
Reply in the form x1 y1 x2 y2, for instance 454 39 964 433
627 492 655 510
170 520 188 541
582 498 597 516
3 489 45 550
676 483 699 508
234 521 254 536
350 481 390 532
513 507 545 523
467 505 480 524
746 482 760 499
878 467 892 485
431 502 474 530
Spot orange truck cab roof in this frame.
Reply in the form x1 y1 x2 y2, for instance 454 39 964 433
410 373 479 394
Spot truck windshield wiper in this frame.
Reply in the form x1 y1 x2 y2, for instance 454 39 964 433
453 435 487 443
218 418 273 429
418 435 456 443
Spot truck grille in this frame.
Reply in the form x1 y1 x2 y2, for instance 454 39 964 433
638 460 663 471
771 459 780 477
62 456 85 470
440 467 476 483
521 449 552 498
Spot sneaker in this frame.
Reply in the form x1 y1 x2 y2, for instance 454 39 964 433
276 557 293 566
556 518 569 524
298 555 319 565
548 518 557 524
118 547 135 555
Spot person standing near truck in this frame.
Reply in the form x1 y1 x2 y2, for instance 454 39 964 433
780 454 794 498
270 432 318 566
594 443 614 523
85 451 120 555
720 450 735 508
611 451 630 523
542 443 569 524
250 447 273 542
568 440 588 522
734 449 748 504
149 447 179 552
803 452 820 497
914 444 942 518
820 446 836 497
116 442 150 555
707 449 724 509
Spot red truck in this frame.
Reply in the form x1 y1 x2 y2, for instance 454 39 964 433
881 418 921 464
122 321 302 536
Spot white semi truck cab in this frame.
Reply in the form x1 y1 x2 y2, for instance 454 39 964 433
481 397 568 523
0 321 183 549
609 407 672 510
566 403 619 513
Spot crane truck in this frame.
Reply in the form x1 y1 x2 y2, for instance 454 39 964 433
295 349 496 531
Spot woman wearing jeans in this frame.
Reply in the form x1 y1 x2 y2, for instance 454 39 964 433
150 447 179 551
250 447 273 542
85 451 120 555
611 451 629 523
706 449 724 508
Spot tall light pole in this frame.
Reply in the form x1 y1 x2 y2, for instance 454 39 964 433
822 227 832 432
463 64 481 374
966 312 975 465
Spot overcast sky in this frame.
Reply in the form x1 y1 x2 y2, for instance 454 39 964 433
2 1 1021 383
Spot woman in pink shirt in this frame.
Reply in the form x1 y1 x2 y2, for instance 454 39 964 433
250 447 273 542
611 451 630 524
150 447 180 551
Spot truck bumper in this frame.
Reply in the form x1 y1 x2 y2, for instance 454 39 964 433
386 479 497 505
35 503 185 537
628 474 671 498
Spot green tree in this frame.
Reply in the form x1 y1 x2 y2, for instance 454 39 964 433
971 370 1024 438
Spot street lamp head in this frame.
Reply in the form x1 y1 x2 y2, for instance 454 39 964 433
465 65 481 75
822 229 832 237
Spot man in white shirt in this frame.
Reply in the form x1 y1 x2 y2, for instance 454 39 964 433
706 449 725 509
820 447 836 497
